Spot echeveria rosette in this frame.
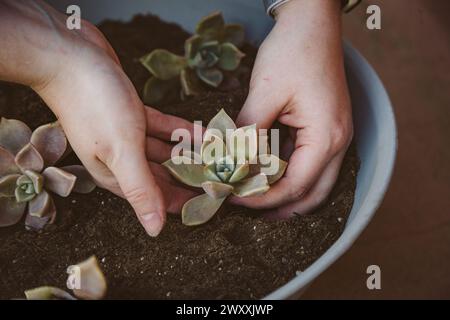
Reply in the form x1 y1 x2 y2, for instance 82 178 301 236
163 109 287 226
0 118 96 231
140 11 245 105
25 255 107 300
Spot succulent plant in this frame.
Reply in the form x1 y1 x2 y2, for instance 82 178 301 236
24 256 107 300
0 118 96 231
163 109 287 226
140 11 245 104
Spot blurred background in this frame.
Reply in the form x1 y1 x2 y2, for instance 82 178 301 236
304 0 450 299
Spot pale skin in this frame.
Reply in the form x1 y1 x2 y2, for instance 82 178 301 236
0 0 352 234
232 0 353 218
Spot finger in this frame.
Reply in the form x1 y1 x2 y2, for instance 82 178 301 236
145 137 173 163
265 153 345 219
145 107 202 143
148 163 199 213
108 146 166 237
231 130 331 209
236 80 285 128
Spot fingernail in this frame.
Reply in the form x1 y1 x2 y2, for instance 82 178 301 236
141 212 163 237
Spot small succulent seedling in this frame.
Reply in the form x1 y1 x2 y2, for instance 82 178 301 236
24 255 107 300
140 11 245 104
163 109 287 226
0 118 96 231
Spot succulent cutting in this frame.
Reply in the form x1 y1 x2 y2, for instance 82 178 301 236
140 11 245 104
163 109 287 226
0 118 96 231
25 256 107 300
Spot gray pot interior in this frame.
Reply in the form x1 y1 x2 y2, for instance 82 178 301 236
47 0 398 299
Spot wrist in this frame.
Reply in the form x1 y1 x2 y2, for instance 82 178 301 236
272 0 342 47
274 0 341 23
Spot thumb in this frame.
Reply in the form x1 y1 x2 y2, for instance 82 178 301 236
237 81 283 129
109 147 166 237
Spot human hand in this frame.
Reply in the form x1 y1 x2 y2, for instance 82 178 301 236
0 0 197 236
232 0 353 218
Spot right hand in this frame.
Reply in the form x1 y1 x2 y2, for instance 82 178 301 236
0 0 198 236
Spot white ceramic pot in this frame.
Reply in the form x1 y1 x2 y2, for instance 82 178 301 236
47 0 397 299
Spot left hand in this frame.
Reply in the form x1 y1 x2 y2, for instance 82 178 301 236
231 0 353 218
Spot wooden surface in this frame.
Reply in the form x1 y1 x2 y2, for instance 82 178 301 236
302 0 450 299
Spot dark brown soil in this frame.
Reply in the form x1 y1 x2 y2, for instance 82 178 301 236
0 15 358 300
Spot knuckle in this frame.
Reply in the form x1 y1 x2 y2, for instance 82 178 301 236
289 185 308 200
318 121 353 157
331 122 352 150
123 186 149 211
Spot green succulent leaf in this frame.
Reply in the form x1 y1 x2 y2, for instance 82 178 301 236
0 146 20 176
185 35 204 60
140 49 186 80
216 171 233 183
25 170 44 194
60 165 96 194
182 193 226 226
16 174 31 186
255 154 288 184
201 181 233 199
201 134 227 165
196 67 223 88
42 167 77 197
163 156 208 188
25 287 76 300
72 256 107 300
228 162 250 183
0 174 20 197
180 68 204 97
31 122 67 166
0 118 32 155
200 41 221 56
222 24 245 47
143 76 179 105
203 163 222 182
15 185 36 203
218 43 245 71
28 190 51 217
194 51 219 69
195 11 225 41
232 173 270 197
228 124 258 164
206 109 237 139
0 196 26 227
15 143 44 173
214 155 236 182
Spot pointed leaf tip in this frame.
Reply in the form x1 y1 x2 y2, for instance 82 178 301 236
25 287 76 300
140 49 186 80
163 156 207 188
71 256 107 300
206 109 237 140
182 193 226 226
202 181 233 199
222 24 245 47
218 43 245 71
195 11 225 40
